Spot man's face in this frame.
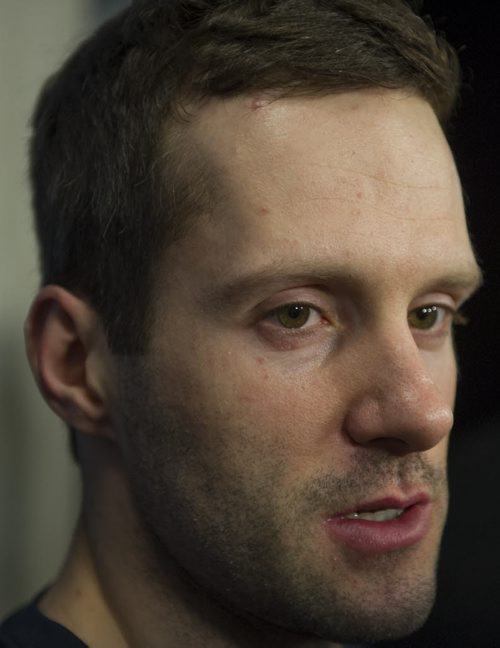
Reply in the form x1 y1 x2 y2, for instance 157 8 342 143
115 90 479 644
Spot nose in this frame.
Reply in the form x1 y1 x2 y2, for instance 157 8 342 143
343 335 455 454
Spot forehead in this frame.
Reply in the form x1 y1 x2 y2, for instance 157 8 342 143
166 89 476 295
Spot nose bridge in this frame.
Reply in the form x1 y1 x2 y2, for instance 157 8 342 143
345 327 454 453
379 334 428 396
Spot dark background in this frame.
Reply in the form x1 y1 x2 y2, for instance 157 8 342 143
422 1 500 430
376 4 499 646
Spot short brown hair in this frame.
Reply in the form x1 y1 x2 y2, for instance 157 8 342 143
30 0 460 353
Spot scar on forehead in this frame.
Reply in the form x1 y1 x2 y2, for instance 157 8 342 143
246 92 279 111
247 96 271 111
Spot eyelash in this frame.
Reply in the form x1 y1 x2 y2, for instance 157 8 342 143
256 302 333 351
265 303 328 331
408 304 468 335
263 302 468 334
452 310 469 327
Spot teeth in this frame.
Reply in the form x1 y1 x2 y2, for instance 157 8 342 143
344 508 404 522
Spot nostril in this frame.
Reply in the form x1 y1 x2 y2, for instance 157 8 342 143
343 378 454 454
368 437 412 456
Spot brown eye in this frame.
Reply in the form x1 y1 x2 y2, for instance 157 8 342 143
276 304 312 329
408 305 441 330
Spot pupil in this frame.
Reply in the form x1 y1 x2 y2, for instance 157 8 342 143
417 306 436 320
288 305 304 319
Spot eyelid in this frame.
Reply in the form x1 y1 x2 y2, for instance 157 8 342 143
409 292 460 318
408 302 461 336
255 299 338 352
254 287 335 317
411 291 457 308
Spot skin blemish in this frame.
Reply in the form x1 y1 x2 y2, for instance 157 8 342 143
356 191 363 200
255 356 269 381
259 207 270 216
249 95 270 111
246 92 278 111
250 97 266 111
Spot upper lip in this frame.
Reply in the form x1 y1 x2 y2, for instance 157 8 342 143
333 492 431 518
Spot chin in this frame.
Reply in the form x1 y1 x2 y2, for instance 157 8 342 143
278 581 436 646
236 540 440 646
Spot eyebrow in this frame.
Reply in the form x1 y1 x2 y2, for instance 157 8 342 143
199 260 484 312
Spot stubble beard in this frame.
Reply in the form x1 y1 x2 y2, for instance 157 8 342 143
115 357 448 645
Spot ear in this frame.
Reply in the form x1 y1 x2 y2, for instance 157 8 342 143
24 285 114 438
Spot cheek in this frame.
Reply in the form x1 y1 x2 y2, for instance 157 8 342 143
197 351 344 465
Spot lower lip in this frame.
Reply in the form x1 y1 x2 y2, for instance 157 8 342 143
324 502 431 555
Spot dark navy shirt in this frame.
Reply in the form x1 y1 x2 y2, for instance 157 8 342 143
0 596 368 647
0 596 85 647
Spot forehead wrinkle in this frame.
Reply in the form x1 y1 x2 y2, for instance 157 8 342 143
168 93 477 306
276 194 460 224
181 94 460 219
284 160 455 192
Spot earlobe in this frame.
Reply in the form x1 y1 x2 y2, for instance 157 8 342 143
24 285 112 437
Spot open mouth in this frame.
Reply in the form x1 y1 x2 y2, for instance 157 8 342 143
342 508 405 522
325 494 432 554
